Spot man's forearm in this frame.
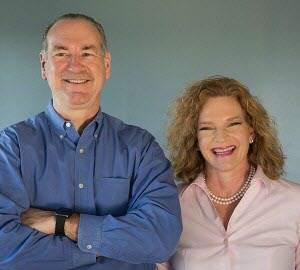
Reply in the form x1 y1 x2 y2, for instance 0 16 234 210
21 208 79 241
20 208 56 234
21 208 101 257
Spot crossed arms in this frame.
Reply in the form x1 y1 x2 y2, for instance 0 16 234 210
0 127 182 269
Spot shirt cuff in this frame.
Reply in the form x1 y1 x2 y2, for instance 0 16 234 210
71 241 96 268
77 213 104 254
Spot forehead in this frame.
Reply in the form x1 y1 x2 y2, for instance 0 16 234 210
47 19 102 49
199 96 244 120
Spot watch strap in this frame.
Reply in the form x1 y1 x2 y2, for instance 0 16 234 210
55 208 73 236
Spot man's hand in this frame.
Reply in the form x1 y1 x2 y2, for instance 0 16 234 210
64 212 79 242
21 208 55 234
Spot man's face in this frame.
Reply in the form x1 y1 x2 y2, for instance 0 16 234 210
40 19 111 114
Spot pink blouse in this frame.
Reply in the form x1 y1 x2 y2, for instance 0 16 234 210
158 166 300 270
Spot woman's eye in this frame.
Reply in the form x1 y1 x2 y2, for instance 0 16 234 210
199 127 213 131
229 122 241 127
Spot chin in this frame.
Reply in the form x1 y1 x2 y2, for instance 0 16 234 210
209 162 238 172
67 94 90 105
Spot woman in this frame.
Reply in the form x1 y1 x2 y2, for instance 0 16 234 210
158 76 300 270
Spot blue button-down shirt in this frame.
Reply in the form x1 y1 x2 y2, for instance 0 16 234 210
0 102 182 270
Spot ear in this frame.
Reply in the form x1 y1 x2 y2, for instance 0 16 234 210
249 127 255 143
40 52 47 81
104 51 111 79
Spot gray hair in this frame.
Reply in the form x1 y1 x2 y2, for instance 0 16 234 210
42 13 108 55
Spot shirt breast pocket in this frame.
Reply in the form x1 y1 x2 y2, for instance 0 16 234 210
95 177 130 216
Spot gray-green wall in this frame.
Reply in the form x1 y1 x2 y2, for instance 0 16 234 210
1 0 299 181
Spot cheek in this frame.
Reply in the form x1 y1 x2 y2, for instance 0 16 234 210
47 61 66 73
240 130 251 143
44 64 55 78
198 132 211 143
197 135 209 152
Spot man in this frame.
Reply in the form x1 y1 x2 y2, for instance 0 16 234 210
0 14 182 270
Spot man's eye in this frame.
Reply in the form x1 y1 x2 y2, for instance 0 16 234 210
55 53 68 57
82 53 93 57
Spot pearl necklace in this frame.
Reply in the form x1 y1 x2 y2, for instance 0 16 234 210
204 165 256 205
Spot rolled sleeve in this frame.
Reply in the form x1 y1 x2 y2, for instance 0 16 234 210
71 239 97 268
78 214 104 253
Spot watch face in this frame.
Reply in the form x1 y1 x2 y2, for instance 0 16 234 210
56 208 73 217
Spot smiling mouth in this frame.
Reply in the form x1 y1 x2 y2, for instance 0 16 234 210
212 146 236 156
64 79 89 84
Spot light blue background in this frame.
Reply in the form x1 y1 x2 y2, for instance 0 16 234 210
1 0 299 181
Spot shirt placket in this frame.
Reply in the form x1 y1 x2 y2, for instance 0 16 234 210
227 180 263 270
195 182 234 270
74 134 96 214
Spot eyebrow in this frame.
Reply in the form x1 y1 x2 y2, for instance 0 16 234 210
82 45 98 51
52 45 68 51
51 45 98 52
226 116 243 122
198 115 243 125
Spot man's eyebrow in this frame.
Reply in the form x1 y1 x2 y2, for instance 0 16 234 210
51 45 99 51
52 45 68 51
82 45 98 51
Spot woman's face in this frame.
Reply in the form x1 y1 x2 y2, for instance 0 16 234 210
197 96 254 174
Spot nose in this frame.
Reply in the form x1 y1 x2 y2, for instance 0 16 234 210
213 128 227 142
67 54 84 72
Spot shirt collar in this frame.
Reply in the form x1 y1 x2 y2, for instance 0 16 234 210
45 100 104 140
251 165 272 192
45 101 66 138
92 108 103 138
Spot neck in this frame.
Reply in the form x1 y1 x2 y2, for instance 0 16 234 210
205 163 251 197
53 101 99 134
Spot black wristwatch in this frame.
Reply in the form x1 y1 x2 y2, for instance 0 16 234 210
55 208 73 236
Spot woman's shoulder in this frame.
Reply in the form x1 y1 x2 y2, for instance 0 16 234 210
255 166 300 199
276 177 300 189
176 173 206 198
270 177 300 201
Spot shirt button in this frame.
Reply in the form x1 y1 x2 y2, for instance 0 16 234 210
79 148 84 154
224 238 228 245
79 183 84 189
66 122 71 128
87 244 92 250
59 135 64 139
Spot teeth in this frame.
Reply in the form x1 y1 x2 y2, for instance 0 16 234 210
66 79 88 84
214 146 235 154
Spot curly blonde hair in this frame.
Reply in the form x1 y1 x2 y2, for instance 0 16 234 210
167 76 285 184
